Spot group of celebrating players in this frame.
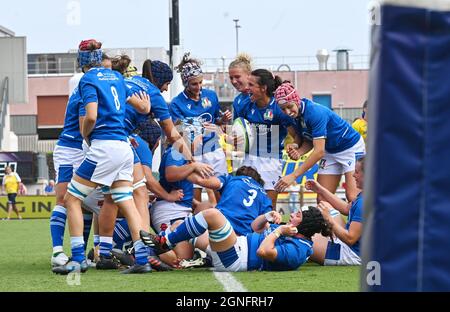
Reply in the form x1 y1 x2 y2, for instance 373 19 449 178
50 38 365 275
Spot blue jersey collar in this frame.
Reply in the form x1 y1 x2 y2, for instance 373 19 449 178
182 90 203 101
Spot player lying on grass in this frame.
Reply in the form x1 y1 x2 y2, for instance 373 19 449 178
305 156 365 266
140 204 332 271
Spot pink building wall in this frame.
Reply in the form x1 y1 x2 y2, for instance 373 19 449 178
10 76 71 116
274 70 368 109
11 70 369 117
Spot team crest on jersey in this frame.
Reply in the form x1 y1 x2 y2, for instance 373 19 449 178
202 97 212 109
264 109 274 121
187 104 192 110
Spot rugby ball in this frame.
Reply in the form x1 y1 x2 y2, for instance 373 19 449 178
232 117 254 153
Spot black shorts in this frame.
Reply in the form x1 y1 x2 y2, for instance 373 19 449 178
7 193 17 204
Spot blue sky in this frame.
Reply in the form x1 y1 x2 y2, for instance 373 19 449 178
1 0 372 58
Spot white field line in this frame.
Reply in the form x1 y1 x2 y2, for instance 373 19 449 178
213 271 248 292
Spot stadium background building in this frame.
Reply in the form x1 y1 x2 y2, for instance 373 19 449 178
1 27 368 190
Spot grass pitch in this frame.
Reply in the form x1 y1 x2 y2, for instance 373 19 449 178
0 219 360 292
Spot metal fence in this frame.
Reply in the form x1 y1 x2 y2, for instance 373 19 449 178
26 54 370 75
201 54 370 73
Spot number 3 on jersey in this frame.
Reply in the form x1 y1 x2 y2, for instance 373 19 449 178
243 189 258 207
111 86 120 110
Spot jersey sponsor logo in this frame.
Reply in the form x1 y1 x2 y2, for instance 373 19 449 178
198 112 213 123
263 109 274 121
126 77 149 92
201 97 212 109
97 71 119 81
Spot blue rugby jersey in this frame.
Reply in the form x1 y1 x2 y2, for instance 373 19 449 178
236 97 296 158
125 76 171 122
216 175 272 236
79 67 132 142
157 145 193 208
295 98 361 154
346 192 363 255
246 224 313 271
57 86 86 149
170 89 221 152
232 92 251 120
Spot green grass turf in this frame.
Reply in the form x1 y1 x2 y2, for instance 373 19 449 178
0 219 360 292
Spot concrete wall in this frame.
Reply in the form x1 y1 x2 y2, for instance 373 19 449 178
10 75 71 116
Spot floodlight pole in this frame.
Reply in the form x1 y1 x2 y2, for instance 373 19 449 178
233 19 241 56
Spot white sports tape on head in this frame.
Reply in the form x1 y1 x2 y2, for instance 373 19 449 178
110 186 134 203
133 177 147 190
208 220 232 243
67 180 96 201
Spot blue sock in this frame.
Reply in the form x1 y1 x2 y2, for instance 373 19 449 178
70 236 85 263
99 236 113 258
134 240 148 265
113 218 131 250
167 213 208 246
147 246 156 257
50 205 66 253
93 235 100 248
83 213 93 250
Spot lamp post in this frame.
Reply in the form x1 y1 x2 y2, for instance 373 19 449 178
233 19 241 56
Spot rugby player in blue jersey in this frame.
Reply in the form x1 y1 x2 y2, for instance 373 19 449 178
274 82 365 202
234 69 297 209
49 54 114 267
170 53 232 204
189 166 274 238
306 157 365 266
140 201 332 272
52 39 152 274
228 53 253 120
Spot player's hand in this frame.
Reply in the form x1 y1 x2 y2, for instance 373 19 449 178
221 110 232 123
305 179 321 193
277 224 298 237
286 143 300 160
135 91 151 112
203 122 221 135
317 201 333 222
274 174 296 192
167 189 184 202
193 162 214 178
265 211 282 224
226 132 245 150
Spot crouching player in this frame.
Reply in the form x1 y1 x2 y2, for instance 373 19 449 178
150 121 214 260
141 169 333 271
142 206 331 271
